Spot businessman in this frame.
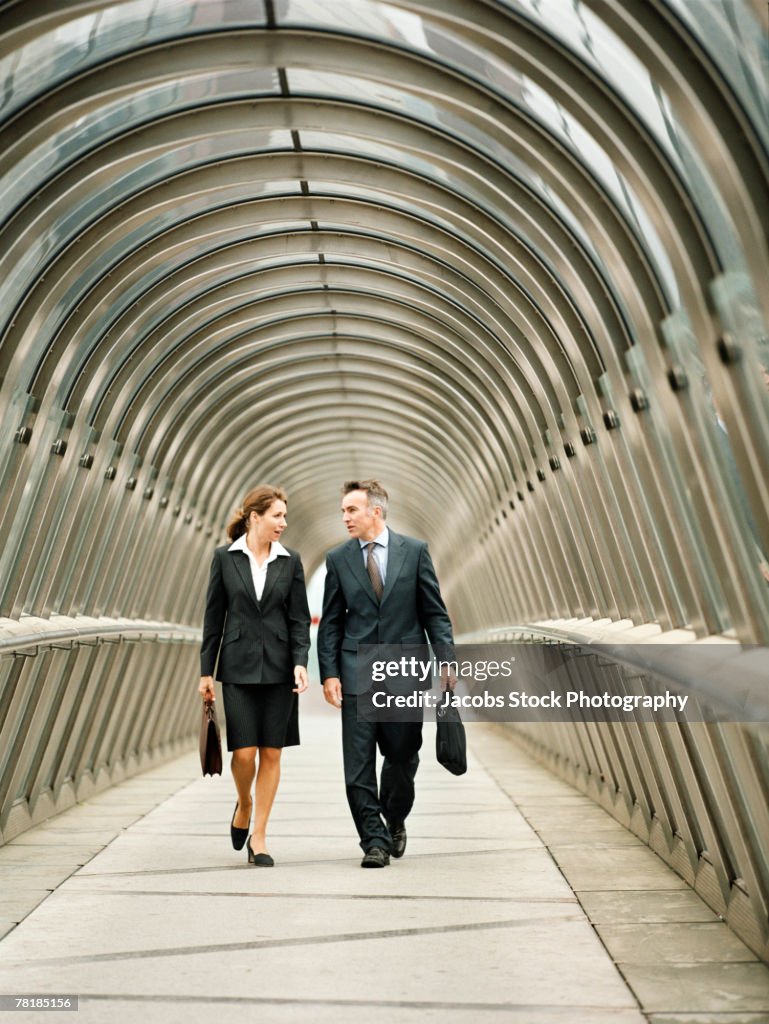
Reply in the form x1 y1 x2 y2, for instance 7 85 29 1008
318 480 454 867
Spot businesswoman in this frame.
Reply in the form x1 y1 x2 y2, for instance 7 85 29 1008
198 485 311 866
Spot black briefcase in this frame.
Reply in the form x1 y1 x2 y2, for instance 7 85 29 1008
200 699 223 776
436 692 467 775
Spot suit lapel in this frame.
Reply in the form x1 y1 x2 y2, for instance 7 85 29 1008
343 539 379 606
343 533 404 607
261 556 288 606
231 551 260 609
379 531 405 607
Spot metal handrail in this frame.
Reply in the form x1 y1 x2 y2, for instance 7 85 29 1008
472 621 769 723
0 615 201 655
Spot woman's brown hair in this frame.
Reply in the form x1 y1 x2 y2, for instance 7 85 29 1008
226 485 288 541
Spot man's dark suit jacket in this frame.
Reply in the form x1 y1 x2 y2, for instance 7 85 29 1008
317 530 454 694
200 545 310 685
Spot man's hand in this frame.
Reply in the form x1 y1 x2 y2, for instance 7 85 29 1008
323 677 343 708
198 676 215 702
293 665 309 693
439 664 457 692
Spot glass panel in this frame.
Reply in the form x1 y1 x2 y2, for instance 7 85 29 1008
518 75 678 305
286 47 671 307
661 307 767 608
0 129 295 341
651 81 746 276
663 0 769 131
502 0 767 278
298 127 674 313
299 129 453 180
0 69 281 218
286 68 529 172
287 68 617 271
0 0 266 123
709 272 769 543
623 341 724 630
711 271 769 374
281 0 757 288
279 0 683 165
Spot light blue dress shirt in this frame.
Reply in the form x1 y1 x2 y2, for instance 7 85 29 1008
359 527 389 584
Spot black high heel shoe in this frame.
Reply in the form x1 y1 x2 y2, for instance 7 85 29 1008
230 802 250 850
246 836 274 867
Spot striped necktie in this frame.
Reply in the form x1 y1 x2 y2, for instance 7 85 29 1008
366 542 384 601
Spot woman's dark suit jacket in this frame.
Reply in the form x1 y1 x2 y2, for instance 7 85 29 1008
200 543 311 685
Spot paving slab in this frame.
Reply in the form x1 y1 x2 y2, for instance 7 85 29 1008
0 867 76 888
649 1015 769 1023
5 836 114 855
0 891 55 917
597 922 758 964
10 828 124 842
31 808 145 825
532 826 644 846
546 844 691 890
625 963 769 1013
0 847 94 866
578 890 721 925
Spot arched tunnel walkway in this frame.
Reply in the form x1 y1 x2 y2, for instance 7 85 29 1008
0 0 768 1017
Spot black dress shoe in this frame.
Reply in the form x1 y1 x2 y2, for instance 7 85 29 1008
389 822 407 858
361 846 390 868
247 837 274 867
230 802 250 850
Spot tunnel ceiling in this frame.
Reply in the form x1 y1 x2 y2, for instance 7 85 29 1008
0 0 768 640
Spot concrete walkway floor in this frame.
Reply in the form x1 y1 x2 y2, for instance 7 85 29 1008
2 699 768 1023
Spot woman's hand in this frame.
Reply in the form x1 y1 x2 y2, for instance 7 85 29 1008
198 676 216 702
293 665 309 693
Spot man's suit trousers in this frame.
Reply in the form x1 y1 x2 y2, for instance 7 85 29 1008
341 693 422 852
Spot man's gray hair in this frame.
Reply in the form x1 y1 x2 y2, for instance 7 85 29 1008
343 479 389 519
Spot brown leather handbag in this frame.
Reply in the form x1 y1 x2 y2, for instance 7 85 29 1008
200 699 223 776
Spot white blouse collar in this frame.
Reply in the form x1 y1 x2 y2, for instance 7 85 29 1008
228 535 290 561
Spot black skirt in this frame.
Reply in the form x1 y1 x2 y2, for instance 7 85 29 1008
221 682 299 751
